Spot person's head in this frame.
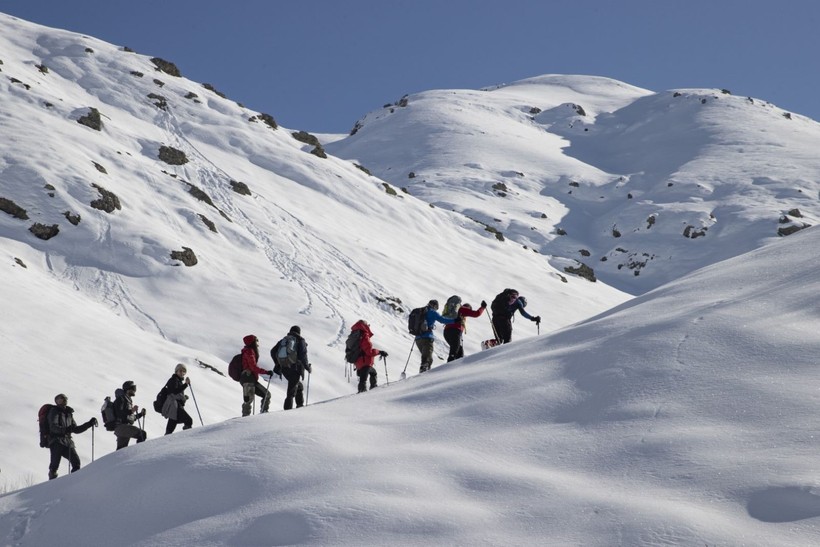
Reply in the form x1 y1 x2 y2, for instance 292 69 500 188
243 334 258 347
289 325 301 336
122 380 137 395
54 393 68 406
428 299 439 310
518 296 528 308
175 363 187 377
507 289 519 303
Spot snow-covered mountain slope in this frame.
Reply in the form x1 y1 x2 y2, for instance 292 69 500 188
328 74 820 293
0 14 629 485
2 223 819 546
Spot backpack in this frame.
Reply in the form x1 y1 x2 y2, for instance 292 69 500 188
100 396 117 431
344 329 363 364
273 335 299 368
491 288 517 318
228 353 243 382
442 295 462 319
408 306 429 336
153 386 168 413
38 403 53 448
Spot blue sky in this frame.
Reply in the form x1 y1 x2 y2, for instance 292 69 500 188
3 1 818 133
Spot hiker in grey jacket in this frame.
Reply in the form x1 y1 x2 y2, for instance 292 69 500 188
47 393 96 480
161 364 193 435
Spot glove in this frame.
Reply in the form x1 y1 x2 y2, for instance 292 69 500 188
268 369 275 377
379 350 388 357
185 377 191 385
305 363 312 373
140 408 147 418
480 300 487 308
90 417 98 427
534 316 541 324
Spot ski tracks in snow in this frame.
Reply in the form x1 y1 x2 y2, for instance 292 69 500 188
157 106 393 347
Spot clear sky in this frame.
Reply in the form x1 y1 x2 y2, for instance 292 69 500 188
3 0 818 133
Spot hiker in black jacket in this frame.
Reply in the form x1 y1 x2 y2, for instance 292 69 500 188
47 393 96 480
161 364 193 435
113 381 147 450
275 326 312 410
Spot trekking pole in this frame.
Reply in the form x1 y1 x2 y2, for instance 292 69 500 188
382 355 389 385
188 382 204 426
487 312 500 343
305 371 311 406
401 339 415 380
91 423 95 462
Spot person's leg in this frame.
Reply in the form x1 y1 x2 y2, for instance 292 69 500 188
284 372 298 410
178 408 193 430
294 380 305 408
368 367 378 389
493 317 512 344
417 338 434 372
241 381 254 416
444 328 460 362
68 446 81 473
48 445 63 479
357 368 367 392
456 330 465 359
255 382 271 413
165 418 178 435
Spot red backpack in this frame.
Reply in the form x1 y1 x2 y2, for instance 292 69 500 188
38 404 53 448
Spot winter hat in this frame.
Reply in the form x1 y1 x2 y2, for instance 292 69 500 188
122 380 136 391
54 393 67 403
175 363 187 374
428 299 439 309
243 334 257 346
289 325 301 335
518 296 528 308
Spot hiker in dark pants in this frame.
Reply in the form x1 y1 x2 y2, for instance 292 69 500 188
351 319 387 393
240 334 273 416
113 381 147 450
277 326 312 410
415 300 456 373
162 363 193 434
47 393 96 480
443 301 487 361
491 289 541 344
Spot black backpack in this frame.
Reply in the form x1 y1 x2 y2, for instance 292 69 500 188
344 329 363 364
408 306 429 336
228 354 243 382
153 386 168 413
100 396 117 431
38 403 53 448
491 289 517 318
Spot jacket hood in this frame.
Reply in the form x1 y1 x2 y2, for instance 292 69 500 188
351 320 373 338
243 334 257 346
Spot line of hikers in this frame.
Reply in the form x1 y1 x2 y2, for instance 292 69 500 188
40 289 538 481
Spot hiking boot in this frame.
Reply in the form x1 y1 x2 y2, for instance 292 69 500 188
48 470 58 480
358 386 367 393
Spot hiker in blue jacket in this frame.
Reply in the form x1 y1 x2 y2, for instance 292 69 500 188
415 299 456 373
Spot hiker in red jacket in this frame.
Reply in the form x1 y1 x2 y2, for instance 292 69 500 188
240 334 273 416
351 320 387 393
443 301 487 362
